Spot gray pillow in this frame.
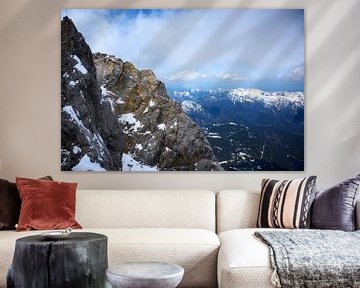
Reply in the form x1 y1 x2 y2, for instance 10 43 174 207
311 174 360 231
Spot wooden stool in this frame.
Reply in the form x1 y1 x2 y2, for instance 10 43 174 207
7 232 108 288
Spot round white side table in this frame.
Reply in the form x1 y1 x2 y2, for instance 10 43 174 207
106 262 184 288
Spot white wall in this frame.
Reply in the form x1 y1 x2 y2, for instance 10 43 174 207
0 0 359 190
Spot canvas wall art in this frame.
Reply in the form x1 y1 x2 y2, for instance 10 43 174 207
61 8 304 171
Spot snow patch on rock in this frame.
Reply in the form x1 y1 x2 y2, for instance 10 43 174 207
158 123 166 130
72 55 88 75
72 154 106 171
122 153 158 171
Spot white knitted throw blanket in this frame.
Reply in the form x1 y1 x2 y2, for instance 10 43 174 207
255 230 360 288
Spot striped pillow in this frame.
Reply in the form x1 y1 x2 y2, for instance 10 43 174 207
257 176 317 229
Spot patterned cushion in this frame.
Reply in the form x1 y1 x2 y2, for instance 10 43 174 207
257 176 316 229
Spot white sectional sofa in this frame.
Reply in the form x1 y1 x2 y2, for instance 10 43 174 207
1 189 359 288
0 190 220 288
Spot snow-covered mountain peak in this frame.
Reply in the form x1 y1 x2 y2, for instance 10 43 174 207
181 100 203 113
228 88 304 110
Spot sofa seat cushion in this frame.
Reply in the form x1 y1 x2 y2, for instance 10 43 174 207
0 228 219 288
102 228 220 288
218 228 281 288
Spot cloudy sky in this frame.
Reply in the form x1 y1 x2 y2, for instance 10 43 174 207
62 9 304 91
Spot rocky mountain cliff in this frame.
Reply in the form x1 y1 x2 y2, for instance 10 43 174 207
61 16 222 171
93 53 222 171
61 16 125 171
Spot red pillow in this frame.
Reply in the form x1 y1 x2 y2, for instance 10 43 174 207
16 177 82 231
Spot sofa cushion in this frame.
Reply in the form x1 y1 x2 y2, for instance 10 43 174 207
16 177 81 231
0 228 220 288
311 174 360 231
218 228 277 288
0 179 20 230
0 176 53 230
76 190 216 231
257 177 317 229
104 228 219 288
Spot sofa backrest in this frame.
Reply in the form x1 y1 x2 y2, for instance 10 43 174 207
217 190 360 233
76 190 216 231
216 190 260 233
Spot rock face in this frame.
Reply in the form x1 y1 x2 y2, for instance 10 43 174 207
93 53 222 171
61 16 221 171
61 17 125 171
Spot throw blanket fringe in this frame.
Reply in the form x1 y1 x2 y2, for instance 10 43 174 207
271 269 281 288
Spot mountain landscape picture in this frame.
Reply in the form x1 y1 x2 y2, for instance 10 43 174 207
61 9 304 171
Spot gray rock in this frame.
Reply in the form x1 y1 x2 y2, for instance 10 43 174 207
94 53 223 171
61 17 125 171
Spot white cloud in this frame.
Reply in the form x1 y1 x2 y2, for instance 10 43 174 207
166 70 202 81
165 70 246 82
62 9 304 88
278 64 304 81
221 73 247 81
288 65 304 80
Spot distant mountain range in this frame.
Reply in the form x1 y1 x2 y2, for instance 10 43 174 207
168 88 304 171
228 88 303 108
169 88 304 130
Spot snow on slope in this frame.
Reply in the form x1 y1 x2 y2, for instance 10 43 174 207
71 55 88 75
72 154 106 171
118 113 144 134
181 100 203 113
122 153 158 171
228 88 304 110
100 85 125 112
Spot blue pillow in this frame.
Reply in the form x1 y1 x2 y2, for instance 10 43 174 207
311 174 360 231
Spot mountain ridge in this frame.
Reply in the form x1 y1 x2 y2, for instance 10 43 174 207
61 16 222 171
93 53 223 171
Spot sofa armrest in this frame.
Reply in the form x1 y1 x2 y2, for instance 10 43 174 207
356 200 360 230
